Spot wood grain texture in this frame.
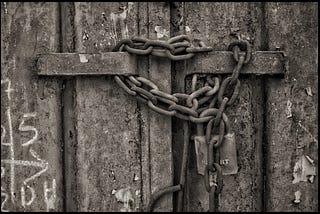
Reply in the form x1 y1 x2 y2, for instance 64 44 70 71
147 2 173 212
265 2 318 211
186 51 284 76
1 2 63 212
37 53 137 76
183 2 265 211
170 2 189 211
137 2 151 211
37 51 285 76
138 2 174 212
73 2 141 211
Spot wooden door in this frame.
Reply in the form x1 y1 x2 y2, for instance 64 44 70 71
1 2 317 212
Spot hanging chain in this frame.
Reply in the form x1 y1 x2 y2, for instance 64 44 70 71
112 35 252 212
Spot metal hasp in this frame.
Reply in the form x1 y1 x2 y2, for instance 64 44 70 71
36 51 285 76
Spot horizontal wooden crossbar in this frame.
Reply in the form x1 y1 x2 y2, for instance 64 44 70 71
37 51 285 76
37 53 137 76
185 51 285 76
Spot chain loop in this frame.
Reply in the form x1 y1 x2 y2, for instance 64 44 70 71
227 39 252 64
213 97 229 127
113 35 213 61
204 163 222 193
113 36 252 212
217 77 241 106
147 185 182 212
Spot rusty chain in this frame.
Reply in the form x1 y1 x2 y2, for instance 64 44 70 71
113 35 251 212
112 35 213 61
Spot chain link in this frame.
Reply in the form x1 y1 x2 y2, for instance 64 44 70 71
113 36 252 212
115 75 223 122
113 35 213 61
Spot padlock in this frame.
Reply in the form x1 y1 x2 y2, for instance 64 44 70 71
219 131 238 175
194 135 207 175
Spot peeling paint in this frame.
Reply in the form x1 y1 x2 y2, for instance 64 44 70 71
285 100 292 118
82 31 89 41
293 190 301 204
305 87 313 96
133 174 139 181
115 187 134 212
298 121 318 144
127 2 134 13
155 26 169 39
110 4 130 43
3 2 8 14
308 175 315 183
79 54 89 63
185 26 191 33
239 33 251 42
292 155 316 184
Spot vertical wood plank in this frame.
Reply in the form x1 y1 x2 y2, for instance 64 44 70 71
265 2 318 211
183 2 264 211
73 2 142 211
147 2 173 212
137 2 151 211
170 2 190 211
138 2 174 212
1 2 63 212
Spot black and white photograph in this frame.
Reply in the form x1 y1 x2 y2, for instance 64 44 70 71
1 2 318 212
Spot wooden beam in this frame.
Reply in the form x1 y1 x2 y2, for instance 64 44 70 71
37 53 137 76
186 51 284 76
37 52 284 76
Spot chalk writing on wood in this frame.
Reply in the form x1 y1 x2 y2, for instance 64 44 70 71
1 167 9 212
19 113 38 147
1 79 57 211
44 179 56 212
1 79 15 204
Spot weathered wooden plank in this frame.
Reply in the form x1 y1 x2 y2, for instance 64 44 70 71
184 2 264 211
137 2 151 211
1 2 63 212
265 2 318 211
37 53 137 76
73 2 141 211
170 2 192 211
37 51 284 76
147 2 173 212
186 51 284 75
